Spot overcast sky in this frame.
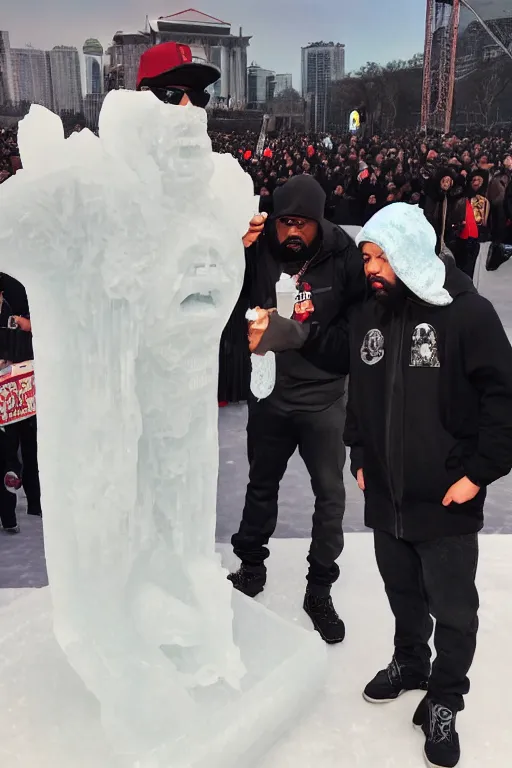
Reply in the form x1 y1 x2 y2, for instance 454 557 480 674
3 0 427 87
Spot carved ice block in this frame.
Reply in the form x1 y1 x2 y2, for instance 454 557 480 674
0 93 327 767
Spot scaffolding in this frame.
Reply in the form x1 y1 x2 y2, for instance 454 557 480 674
421 0 460 133
421 0 512 132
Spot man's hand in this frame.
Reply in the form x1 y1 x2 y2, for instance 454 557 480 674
356 468 365 492
247 307 275 353
242 213 268 249
442 477 480 507
13 316 31 332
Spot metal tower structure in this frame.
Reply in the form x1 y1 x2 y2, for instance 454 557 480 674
422 0 512 133
421 0 460 133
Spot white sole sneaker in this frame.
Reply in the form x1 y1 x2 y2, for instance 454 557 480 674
362 689 406 704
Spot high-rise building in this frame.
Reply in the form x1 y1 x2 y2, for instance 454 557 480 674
274 73 293 96
11 47 53 109
0 31 15 105
48 46 83 113
301 42 345 132
83 38 104 95
247 63 275 108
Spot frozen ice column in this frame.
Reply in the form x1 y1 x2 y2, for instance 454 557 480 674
0 92 327 768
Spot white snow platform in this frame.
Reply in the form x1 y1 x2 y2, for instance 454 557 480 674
1 533 511 767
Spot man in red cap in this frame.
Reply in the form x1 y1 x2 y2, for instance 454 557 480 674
136 42 267 248
136 42 220 108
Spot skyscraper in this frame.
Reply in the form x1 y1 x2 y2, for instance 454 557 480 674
274 73 293 96
83 38 104 95
11 47 53 109
247 63 275 108
301 42 346 132
48 46 83 113
0 31 15 104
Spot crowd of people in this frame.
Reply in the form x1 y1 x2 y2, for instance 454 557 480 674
0 127 20 184
211 127 512 275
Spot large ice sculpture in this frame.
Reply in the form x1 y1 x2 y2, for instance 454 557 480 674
0 92 326 767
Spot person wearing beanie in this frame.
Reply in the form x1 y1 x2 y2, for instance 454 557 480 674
228 174 365 645
344 202 512 768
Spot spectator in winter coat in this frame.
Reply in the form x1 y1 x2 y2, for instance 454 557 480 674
345 202 512 768
228 175 365 645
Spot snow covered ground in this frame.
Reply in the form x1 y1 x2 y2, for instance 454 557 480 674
222 535 512 768
0 534 510 767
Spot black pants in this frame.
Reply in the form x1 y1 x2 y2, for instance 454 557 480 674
451 237 480 280
374 530 479 711
0 428 17 529
4 416 41 514
232 397 346 594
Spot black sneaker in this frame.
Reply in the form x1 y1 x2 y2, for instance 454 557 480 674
303 591 345 644
3 524 20 534
227 564 266 598
416 698 461 768
363 656 429 703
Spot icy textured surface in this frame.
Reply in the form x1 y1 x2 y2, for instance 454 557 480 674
249 352 276 399
245 311 276 399
0 93 326 766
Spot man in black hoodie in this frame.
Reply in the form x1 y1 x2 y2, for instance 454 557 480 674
228 174 365 644
344 202 512 768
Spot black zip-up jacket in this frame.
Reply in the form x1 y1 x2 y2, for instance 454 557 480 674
237 176 365 410
344 264 512 541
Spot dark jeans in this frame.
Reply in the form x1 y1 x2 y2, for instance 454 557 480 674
451 237 480 280
0 428 17 529
374 530 479 711
4 416 41 513
232 397 346 594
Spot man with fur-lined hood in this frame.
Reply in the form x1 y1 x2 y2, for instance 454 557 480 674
344 202 512 768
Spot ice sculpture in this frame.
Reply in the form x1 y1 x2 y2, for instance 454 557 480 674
0 92 326 767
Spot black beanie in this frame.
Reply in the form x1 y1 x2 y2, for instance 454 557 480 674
271 175 326 223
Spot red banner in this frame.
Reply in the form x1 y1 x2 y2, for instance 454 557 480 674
0 361 36 426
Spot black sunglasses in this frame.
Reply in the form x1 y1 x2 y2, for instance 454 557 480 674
150 87 210 109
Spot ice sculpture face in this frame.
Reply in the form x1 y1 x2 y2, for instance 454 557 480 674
0 93 255 758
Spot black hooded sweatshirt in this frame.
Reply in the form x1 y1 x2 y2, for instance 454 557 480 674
240 175 365 411
344 262 512 541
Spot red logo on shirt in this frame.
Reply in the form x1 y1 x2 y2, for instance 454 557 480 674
293 282 314 323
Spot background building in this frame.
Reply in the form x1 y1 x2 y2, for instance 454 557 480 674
301 42 346 132
10 47 53 109
247 63 275 108
83 38 104 95
274 73 293 96
0 31 15 104
107 32 149 91
48 46 83 114
148 9 250 106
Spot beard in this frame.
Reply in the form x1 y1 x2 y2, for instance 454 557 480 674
278 236 320 276
368 275 407 310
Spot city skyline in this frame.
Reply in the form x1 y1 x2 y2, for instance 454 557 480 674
2 1 427 91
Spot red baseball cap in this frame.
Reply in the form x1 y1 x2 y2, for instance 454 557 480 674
136 42 220 91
